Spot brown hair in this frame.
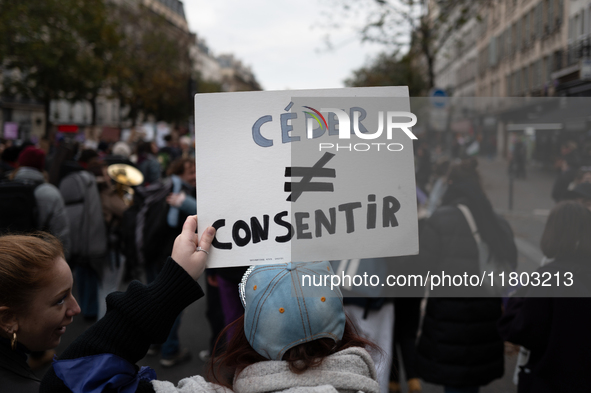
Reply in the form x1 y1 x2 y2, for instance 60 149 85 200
541 201 591 259
166 158 195 177
0 232 65 314
208 315 380 389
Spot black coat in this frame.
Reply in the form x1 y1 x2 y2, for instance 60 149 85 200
415 204 515 387
0 338 40 393
498 257 591 393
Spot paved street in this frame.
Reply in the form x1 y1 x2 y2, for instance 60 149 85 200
42 156 557 392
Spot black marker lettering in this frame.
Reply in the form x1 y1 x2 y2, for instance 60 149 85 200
251 215 269 244
338 202 362 233
212 219 232 250
274 211 294 243
315 207 336 237
382 196 401 227
232 220 251 247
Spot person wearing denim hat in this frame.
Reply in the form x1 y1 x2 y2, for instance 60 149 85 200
40 216 380 393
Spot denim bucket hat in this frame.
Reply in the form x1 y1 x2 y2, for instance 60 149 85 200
239 261 346 360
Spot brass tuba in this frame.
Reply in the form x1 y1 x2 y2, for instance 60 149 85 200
107 164 144 206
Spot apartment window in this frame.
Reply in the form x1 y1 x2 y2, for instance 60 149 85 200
543 57 547 82
554 50 563 70
489 36 497 67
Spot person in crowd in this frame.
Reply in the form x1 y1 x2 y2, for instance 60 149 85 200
388 295 422 393
0 145 21 180
0 233 81 392
0 137 7 155
162 153 246 351
59 148 108 322
416 158 518 393
509 137 527 179
499 201 591 393
179 135 194 159
40 216 381 393
158 134 182 175
389 190 430 393
10 147 71 255
47 139 76 187
414 142 432 192
145 157 198 367
552 141 580 202
450 135 460 159
426 159 450 216
199 270 225 363
87 158 130 320
165 158 196 215
211 266 248 344
136 140 161 186
564 181 591 209
5 147 73 370
566 166 591 191
103 141 135 167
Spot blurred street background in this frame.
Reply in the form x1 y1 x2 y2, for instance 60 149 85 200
2 0 591 392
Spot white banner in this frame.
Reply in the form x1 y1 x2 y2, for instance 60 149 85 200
195 87 418 268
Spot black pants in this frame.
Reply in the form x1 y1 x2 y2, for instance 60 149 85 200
390 297 422 381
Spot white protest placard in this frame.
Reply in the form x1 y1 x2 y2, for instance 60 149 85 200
195 87 418 268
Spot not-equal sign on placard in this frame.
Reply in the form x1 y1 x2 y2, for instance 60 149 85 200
284 152 336 202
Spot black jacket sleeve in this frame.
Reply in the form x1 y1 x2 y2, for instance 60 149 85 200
40 258 205 393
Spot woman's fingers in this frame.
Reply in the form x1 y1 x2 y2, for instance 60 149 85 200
182 215 198 238
172 216 216 280
197 226 215 251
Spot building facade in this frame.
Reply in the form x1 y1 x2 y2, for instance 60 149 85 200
429 0 591 161
432 0 573 98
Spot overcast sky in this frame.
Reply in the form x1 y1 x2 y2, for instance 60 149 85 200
183 0 387 91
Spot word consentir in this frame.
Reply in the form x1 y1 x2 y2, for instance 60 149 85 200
211 194 402 250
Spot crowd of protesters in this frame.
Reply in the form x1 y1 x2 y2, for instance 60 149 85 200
0 131 589 393
0 131 200 370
